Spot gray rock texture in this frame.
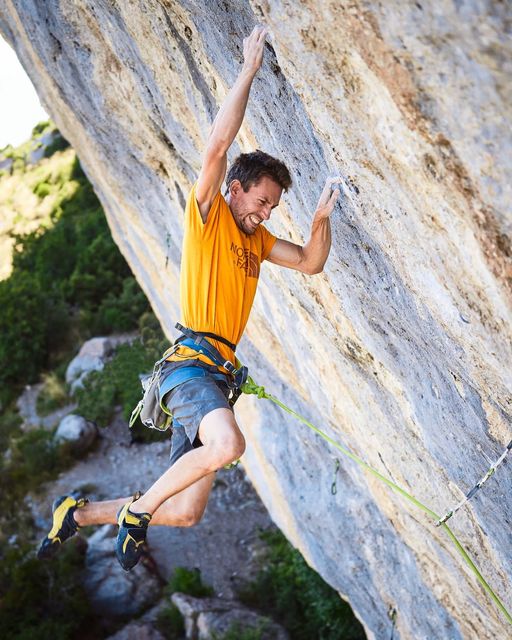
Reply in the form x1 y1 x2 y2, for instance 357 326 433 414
171 592 289 640
83 524 162 619
65 334 138 390
54 412 97 453
65 336 115 391
106 622 165 640
16 382 76 430
2 2 511 638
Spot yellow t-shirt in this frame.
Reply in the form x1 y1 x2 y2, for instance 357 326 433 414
167 182 277 370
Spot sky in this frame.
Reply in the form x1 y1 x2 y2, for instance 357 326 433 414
0 36 49 149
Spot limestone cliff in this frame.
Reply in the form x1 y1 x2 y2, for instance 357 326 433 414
2 2 510 638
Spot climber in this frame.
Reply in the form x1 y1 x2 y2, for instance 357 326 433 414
38 25 343 570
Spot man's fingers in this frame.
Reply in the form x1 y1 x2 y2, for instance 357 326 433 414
257 27 268 41
248 24 267 42
316 175 346 210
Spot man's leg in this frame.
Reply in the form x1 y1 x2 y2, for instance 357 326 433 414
74 472 216 527
115 407 243 570
129 407 244 515
39 407 241 562
76 403 242 527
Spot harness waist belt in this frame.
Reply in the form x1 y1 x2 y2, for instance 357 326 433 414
172 324 248 391
175 323 236 352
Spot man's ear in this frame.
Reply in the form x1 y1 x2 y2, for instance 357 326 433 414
229 180 242 197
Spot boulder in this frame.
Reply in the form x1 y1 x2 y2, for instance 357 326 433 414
83 525 161 619
105 622 166 640
54 413 97 454
66 337 115 391
171 592 288 640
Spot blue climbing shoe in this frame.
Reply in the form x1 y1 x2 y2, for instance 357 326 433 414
115 493 152 571
37 491 88 559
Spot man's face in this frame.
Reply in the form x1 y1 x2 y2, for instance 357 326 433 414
228 176 282 235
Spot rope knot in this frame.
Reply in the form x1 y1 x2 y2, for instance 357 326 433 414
241 376 267 399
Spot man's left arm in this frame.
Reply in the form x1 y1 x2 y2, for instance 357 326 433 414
267 177 345 275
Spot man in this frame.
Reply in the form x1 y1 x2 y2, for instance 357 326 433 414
38 25 342 570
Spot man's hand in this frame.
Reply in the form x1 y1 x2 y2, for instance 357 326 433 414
242 25 268 75
314 176 347 220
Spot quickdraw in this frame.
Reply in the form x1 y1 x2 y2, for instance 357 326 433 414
436 439 512 526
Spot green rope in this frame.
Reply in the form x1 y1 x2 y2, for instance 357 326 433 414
242 377 512 626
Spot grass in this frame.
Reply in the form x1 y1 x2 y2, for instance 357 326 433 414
164 567 215 598
36 371 71 416
238 529 366 640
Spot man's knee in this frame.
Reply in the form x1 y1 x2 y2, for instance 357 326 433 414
207 431 245 469
176 508 204 527
199 409 246 468
157 502 205 527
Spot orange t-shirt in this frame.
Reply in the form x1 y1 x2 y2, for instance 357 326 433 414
167 182 277 370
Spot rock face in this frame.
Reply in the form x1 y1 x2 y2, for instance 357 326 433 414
1 2 511 638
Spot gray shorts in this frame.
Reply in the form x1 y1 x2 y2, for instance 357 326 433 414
160 362 232 467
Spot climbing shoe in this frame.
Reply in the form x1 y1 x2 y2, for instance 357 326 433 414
115 492 152 571
37 491 88 559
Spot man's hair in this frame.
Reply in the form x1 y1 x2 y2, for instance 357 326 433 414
225 150 292 194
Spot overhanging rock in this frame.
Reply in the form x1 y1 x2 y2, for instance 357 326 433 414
1 2 511 638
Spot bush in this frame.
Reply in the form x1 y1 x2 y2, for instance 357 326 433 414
238 529 366 640
156 604 185 640
6 429 71 490
0 427 73 541
43 132 70 157
0 270 63 385
31 120 52 137
0 539 98 640
75 340 149 427
0 404 22 451
33 180 52 198
94 277 150 334
75 312 168 442
165 567 214 598
0 154 149 389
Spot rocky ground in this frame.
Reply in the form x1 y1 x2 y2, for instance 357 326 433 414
28 394 286 638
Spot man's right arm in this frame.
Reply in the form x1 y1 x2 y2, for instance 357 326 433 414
195 25 268 222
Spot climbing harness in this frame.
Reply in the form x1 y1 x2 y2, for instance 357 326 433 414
436 439 512 526
129 323 248 431
242 377 512 627
129 351 173 431
173 322 248 393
